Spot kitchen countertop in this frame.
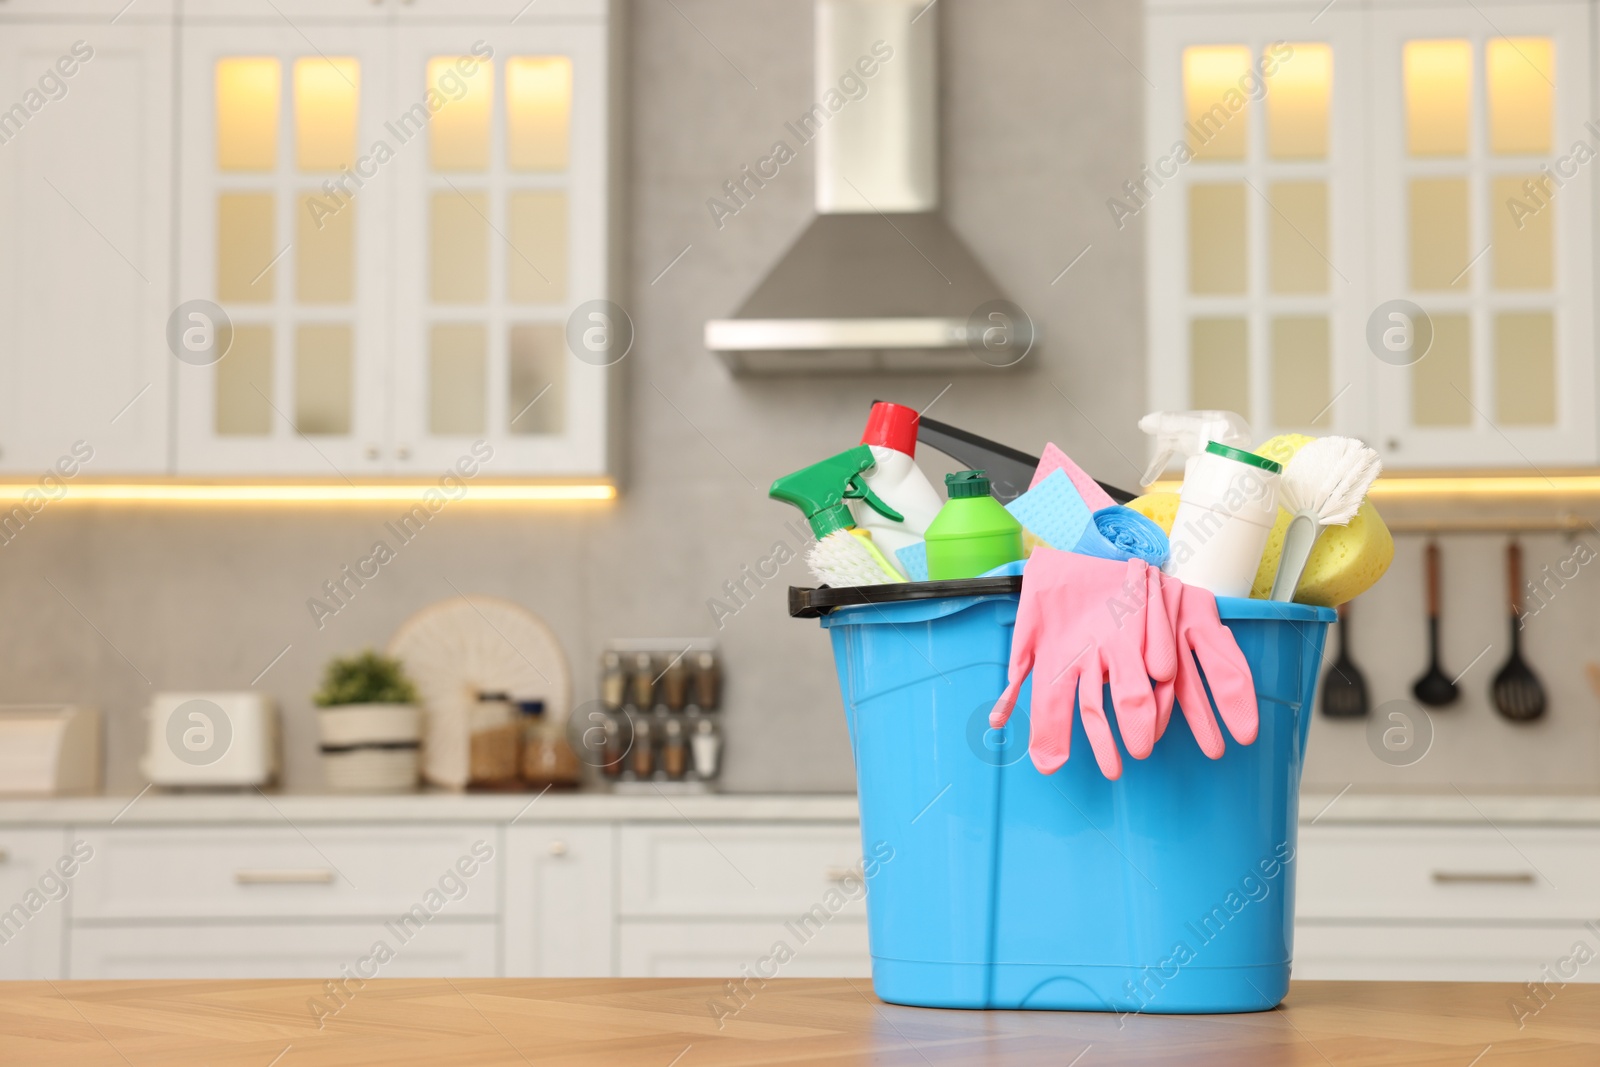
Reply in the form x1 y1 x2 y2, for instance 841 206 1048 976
3 788 1600 826
5 978 1595 1066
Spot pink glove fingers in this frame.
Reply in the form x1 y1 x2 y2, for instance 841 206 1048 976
991 592 1041 728
1173 649 1227 759
1141 565 1177 685
1105 642 1159 760
1077 668 1123 780
1028 661 1080 775
1189 624 1259 745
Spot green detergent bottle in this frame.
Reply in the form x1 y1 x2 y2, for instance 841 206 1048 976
925 470 1025 580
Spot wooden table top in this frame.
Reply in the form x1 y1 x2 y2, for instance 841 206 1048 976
3 978 1596 1066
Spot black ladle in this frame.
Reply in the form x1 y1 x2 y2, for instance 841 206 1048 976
1492 541 1547 722
1321 604 1369 718
1411 540 1459 707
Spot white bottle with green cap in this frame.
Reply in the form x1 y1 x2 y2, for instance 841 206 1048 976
1164 441 1283 598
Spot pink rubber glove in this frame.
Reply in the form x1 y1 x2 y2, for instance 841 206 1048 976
990 549 1176 779
1151 572 1259 758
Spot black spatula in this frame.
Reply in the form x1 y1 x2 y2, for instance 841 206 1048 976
1492 541 1547 722
1321 603 1369 718
1412 540 1460 707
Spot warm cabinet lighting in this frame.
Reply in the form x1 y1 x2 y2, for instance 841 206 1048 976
0 484 616 504
1266 42 1331 159
507 56 572 171
1404 40 1471 156
1488 37 1553 155
216 57 281 171
1182 45 1252 160
428 56 494 171
294 57 360 171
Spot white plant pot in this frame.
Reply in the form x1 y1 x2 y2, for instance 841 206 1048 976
317 703 422 793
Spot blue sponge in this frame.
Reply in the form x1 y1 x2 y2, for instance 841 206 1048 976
896 541 930 582
1005 469 1092 551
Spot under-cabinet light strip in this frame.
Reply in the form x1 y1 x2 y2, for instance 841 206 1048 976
0 483 617 504
1147 476 1600 499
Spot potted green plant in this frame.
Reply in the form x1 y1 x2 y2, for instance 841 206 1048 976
314 650 423 793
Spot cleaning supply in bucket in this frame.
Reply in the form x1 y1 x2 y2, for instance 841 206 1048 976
1267 436 1383 602
1007 470 1169 565
1164 441 1282 598
1149 569 1261 755
769 446 907 588
1136 409 1251 486
924 471 1025 580
989 548 1176 778
852 402 943 576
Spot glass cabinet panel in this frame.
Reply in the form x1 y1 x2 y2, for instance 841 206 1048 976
429 56 494 171
1412 314 1473 426
1495 312 1556 425
1183 46 1251 160
294 58 359 171
1488 38 1553 155
1409 177 1470 289
216 325 274 436
507 56 572 172
1491 175 1553 289
508 324 566 435
217 193 276 302
216 58 279 171
1268 181 1328 294
296 325 353 435
1189 318 1248 411
1270 316 1331 428
430 324 488 435
1188 184 1247 294
1405 40 1471 156
509 191 566 303
1266 43 1331 159
430 191 490 304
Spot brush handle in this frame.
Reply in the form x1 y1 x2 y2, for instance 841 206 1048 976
1425 540 1441 618
1270 514 1319 602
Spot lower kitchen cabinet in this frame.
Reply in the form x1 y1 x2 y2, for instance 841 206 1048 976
0 828 72 981
69 920 499 980
618 919 871 979
1294 923 1600 983
503 823 615 977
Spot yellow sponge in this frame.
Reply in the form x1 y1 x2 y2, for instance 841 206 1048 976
1128 433 1393 606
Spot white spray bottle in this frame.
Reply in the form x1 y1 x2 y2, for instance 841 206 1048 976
1137 410 1252 486
852 402 944 577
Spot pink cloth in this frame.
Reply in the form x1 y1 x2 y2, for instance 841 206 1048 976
1031 442 1116 511
989 548 1176 779
1151 572 1260 758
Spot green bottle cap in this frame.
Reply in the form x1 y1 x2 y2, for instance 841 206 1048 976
945 470 992 499
1204 440 1282 474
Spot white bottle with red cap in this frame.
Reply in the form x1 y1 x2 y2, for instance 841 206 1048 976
851 402 944 578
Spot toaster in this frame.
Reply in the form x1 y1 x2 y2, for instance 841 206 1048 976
141 691 278 788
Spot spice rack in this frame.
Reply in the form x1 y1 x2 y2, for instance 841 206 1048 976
589 639 723 795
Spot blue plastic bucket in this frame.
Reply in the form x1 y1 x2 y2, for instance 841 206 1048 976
817 587 1335 1013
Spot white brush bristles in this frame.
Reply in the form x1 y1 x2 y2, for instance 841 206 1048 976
1279 436 1382 526
807 530 900 587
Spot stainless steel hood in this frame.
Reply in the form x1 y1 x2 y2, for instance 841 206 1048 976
706 0 1024 374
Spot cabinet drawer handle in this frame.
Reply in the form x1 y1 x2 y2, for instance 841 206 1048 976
824 866 859 882
235 868 335 885
548 840 568 857
1431 870 1536 885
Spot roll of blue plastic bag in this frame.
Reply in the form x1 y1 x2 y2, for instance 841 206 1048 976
1071 505 1169 566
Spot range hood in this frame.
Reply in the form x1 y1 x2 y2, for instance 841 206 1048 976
706 0 1026 374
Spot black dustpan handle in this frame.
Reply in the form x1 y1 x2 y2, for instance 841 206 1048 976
909 410 1136 506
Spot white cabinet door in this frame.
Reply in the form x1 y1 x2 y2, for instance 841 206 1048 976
0 829 72 980
69 920 499 979
1294 923 1600 982
503 823 615 976
175 25 395 475
1144 8 1371 453
1367 2 1595 468
618 920 871 979
0 25 173 474
389 19 613 479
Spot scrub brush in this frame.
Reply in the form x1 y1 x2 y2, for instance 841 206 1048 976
770 445 909 588
806 528 904 587
1269 435 1382 602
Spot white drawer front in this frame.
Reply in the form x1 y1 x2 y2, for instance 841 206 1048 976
620 823 869 918
619 919 870 978
69 920 498 980
74 826 500 920
1298 826 1600 922
1295 922 1600 983
0 828 73 980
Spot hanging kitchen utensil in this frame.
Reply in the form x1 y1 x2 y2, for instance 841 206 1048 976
1491 540 1547 722
1584 661 1600 703
1411 540 1459 707
1321 603 1369 718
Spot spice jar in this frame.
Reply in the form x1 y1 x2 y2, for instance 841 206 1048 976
519 699 581 789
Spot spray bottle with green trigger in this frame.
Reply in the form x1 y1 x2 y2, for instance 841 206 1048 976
770 446 908 587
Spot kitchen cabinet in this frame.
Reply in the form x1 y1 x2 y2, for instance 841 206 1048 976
0 21 174 475
618 920 871 979
503 823 616 977
175 5 617 478
1144 0 1595 469
0 829 71 981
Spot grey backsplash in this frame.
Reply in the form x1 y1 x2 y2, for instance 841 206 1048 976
2 1 1594 795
